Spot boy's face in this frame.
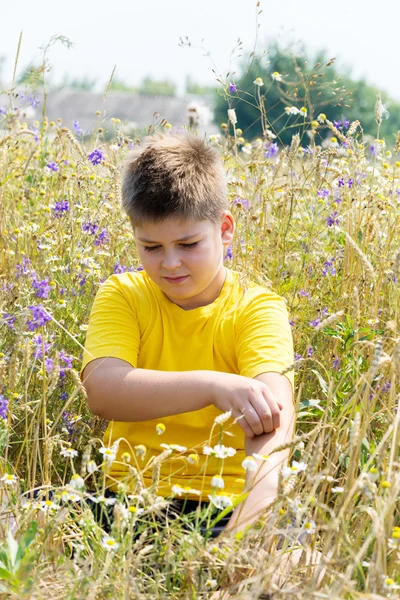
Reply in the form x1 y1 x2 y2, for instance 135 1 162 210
133 211 235 310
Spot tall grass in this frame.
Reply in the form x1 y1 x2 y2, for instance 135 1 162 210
0 58 399 599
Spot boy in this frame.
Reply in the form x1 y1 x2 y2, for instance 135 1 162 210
80 131 296 537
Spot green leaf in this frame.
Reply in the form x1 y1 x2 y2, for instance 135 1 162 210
299 399 323 409
310 369 328 396
0 566 11 580
6 530 19 569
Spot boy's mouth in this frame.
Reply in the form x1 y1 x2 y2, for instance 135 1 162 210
164 276 188 283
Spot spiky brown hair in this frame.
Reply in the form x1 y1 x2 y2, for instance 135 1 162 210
121 131 229 229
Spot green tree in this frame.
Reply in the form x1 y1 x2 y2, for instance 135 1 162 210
109 78 139 93
185 75 215 96
213 41 400 145
139 77 176 96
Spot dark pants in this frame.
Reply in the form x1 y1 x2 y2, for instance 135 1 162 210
27 488 233 539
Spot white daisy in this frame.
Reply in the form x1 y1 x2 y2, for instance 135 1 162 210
302 519 317 535
69 474 85 490
285 106 300 115
241 456 257 472
211 475 225 489
271 71 282 82
1 474 18 485
203 444 237 459
39 500 60 513
208 495 233 509
205 579 218 589
61 445 77 459
101 535 119 551
99 445 117 463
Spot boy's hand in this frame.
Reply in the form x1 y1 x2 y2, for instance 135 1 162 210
209 372 283 438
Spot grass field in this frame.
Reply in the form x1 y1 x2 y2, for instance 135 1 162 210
0 91 399 599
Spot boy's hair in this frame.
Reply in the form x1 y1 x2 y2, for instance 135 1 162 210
121 131 229 229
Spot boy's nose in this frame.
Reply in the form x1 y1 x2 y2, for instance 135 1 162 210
161 254 182 269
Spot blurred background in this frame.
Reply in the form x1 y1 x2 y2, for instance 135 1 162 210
1 0 400 140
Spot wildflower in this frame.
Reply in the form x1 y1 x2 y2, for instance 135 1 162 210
39 500 60 513
61 447 78 458
392 526 400 539
380 480 391 488
87 460 98 474
229 82 237 93
302 519 317 535
211 475 225 489
367 467 379 482
253 77 264 87
73 121 83 136
208 494 233 509
94 228 110 246
156 423 166 435
69 474 85 489
285 106 300 115
241 143 252 155
203 444 237 458
187 453 199 465
101 535 119 551
233 197 249 209
121 452 131 463
61 487 82 502
87 149 105 165
265 129 277 139
205 579 218 590
214 410 232 425
99 445 117 463
318 113 327 122
171 484 184 496
27 304 52 331
317 189 330 198
88 494 116 506
227 108 237 125
0 395 9 419
271 71 282 82
160 443 187 452
32 276 51 300
52 199 70 218
242 456 257 472
82 222 99 235
300 107 307 118
109 144 120 152
252 453 271 462
135 444 147 458
46 161 58 172
264 141 279 158
281 460 308 480
1 473 17 485
325 211 341 227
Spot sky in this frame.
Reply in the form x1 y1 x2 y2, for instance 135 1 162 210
1 0 400 102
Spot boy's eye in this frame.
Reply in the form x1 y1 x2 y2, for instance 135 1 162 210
143 242 199 252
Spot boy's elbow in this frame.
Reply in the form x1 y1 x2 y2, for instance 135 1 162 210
85 386 107 418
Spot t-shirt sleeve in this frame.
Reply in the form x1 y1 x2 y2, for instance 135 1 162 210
236 290 295 393
79 275 140 381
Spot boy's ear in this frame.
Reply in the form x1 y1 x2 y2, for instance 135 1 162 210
220 211 235 245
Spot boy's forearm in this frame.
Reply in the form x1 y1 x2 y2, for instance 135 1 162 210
85 366 215 421
225 400 296 534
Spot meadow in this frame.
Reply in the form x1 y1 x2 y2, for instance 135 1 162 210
0 79 399 599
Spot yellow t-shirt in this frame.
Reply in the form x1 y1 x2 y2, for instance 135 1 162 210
80 267 295 501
